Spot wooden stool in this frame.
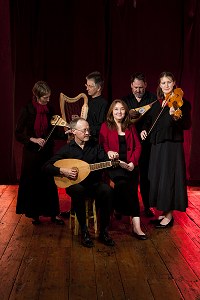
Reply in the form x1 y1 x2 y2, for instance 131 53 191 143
69 199 98 236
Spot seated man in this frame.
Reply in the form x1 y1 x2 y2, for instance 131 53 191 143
43 117 115 248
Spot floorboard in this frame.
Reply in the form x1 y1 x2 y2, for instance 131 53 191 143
0 185 200 300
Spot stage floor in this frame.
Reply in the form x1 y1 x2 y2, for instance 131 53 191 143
0 185 199 300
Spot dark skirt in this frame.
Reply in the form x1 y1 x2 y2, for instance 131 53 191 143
16 147 60 218
148 141 188 212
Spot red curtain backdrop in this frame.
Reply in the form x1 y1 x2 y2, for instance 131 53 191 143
0 0 16 183
0 0 200 183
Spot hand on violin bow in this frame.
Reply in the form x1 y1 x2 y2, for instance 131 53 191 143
140 130 148 140
30 137 46 147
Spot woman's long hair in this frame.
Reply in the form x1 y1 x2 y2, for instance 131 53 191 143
156 71 176 100
106 99 131 131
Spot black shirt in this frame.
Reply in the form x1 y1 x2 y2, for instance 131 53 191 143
123 91 157 134
145 98 192 144
42 139 110 186
86 95 108 140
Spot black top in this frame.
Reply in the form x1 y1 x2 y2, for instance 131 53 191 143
123 91 157 135
143 98 192 144
15 100 61 217
42 139 109 186
108 135 129 180
118 135 127 162
15 101 66 152
86 95 108 140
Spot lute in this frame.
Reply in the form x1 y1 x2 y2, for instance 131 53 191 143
51 115 70 128
54 158 119 188
129 100 158 123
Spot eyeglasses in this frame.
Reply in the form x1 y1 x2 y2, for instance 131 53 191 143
85 84 96 89
74 128 90 134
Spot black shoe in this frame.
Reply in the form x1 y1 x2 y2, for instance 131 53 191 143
132 231 148 240
155 217 174 229
32 217 41 225
51 216 65 225
99 231 115 247
59 210 71 218
144 208 154 217
81 230 94 248
150 218 164 224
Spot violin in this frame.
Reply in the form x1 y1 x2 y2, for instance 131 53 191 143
146 88 184 136
164 87 184 119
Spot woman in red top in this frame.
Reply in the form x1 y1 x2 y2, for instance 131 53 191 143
99 99 147 240
15 81 65 225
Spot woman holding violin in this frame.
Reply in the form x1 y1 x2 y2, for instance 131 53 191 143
141 71 191 228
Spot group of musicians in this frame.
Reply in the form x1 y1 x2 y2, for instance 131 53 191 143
15 71 191 248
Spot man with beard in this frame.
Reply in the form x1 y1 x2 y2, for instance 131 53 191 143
123 72 158 217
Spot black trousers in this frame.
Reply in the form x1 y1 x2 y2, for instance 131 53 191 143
138 142 151 210
112 168 140 217
66 182 113 232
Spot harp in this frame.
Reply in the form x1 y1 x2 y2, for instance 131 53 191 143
60 92 88 127
39 93 88 150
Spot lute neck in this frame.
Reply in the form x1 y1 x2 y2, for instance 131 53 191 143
90 161 112 171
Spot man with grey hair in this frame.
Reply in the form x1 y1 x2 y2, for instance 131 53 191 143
60 72 108 219
43 117 115 248
85 71 108 142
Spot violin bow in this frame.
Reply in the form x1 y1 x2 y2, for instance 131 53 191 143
38 116 62 152
147 95 171 136
147 88 183 136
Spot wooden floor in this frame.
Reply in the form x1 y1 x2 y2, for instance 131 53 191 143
0 185 200 300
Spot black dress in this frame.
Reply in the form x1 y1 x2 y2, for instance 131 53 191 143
15 101 62 218
146 99 192 212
